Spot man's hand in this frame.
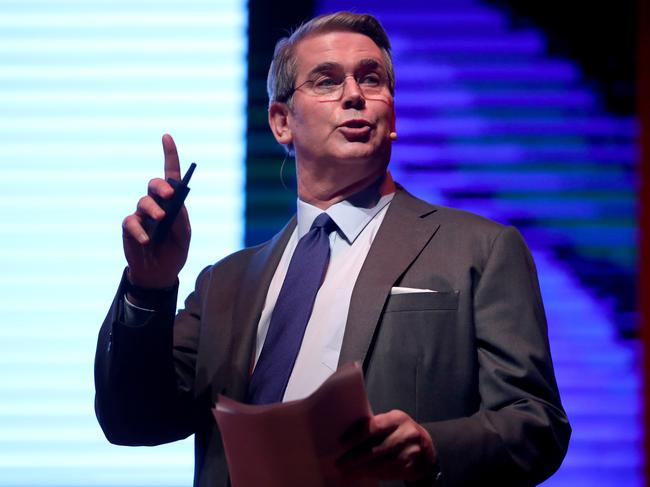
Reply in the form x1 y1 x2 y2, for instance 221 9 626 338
337 410 438 482
122 134 191 290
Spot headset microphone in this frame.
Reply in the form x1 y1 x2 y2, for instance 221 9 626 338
389 132 397 141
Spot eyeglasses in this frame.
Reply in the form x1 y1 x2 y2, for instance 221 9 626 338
291 73 390 101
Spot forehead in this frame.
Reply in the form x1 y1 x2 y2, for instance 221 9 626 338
293 30 384 75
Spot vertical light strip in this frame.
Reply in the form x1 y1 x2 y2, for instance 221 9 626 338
0 1 246 485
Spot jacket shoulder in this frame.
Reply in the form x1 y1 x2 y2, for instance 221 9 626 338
432 204 506 235
395 185 507 237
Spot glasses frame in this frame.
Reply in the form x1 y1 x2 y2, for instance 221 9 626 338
289 72 390 102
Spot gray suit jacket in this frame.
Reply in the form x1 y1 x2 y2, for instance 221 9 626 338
95 186 570 487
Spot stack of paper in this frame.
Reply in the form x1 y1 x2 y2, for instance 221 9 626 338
213 363 377 487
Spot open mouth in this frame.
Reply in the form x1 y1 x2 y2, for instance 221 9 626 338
338 120 373 141
340 119 372 129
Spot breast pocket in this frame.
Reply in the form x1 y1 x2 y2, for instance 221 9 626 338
383 290 459 313
366 290 460 418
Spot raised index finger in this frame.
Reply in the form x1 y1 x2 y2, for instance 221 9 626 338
162 133 181 181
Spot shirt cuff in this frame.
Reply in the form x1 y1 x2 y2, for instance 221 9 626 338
117 267 179 327
122 295 156 327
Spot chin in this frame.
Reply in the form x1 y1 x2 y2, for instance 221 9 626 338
336 142 386 161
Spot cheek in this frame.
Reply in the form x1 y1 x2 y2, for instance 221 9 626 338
294 109 332 139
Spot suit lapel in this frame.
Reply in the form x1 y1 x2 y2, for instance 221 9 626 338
227 217 296 400
338 188 440 368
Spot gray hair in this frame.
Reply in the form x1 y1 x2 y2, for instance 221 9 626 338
267 11 395 107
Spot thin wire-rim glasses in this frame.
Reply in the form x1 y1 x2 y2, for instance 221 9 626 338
291 72 390 101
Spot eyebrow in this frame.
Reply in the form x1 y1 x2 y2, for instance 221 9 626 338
306 58 385 78
307 62 339 78
357 58 383 71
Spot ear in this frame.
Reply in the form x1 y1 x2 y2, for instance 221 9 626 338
268 102 293 146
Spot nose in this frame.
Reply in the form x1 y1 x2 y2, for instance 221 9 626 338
341 76 366 109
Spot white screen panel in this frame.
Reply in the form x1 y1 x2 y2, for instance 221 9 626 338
0 1 246 485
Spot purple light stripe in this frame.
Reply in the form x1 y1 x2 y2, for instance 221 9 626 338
556 371 640 389
395 89 596 108
446 62 578 82
544 237 637 253
432 199 634 218
397 53 549 66
547 464 643 473
380 23 508 38
395 117 638 137
397 34 545 55
541 471 642 487
392 143 636 163
560 395 640 415
393 143 521 162
552 344 638 361
552 230 637 245
545 314 615 337
554 398 639 414
561 426 643 436
561 451 642 468
521 91 596 107
566 443 641 459
378 11 505 27
392 63 456 81
396 61 579 82
395 90 474 107
391 172 633 191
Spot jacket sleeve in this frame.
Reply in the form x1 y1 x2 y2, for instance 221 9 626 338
94 266 211 446
424 226 571 487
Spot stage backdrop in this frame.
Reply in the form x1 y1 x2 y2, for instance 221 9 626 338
0 0 246 485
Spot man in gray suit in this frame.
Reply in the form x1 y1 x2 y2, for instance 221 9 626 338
95 11 570 487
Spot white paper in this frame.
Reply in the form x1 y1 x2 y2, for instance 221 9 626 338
213 363 377 487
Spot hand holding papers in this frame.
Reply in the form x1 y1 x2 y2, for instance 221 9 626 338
213 363 377 487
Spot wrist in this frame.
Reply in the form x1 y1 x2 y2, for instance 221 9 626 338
126 267 178 289
124 269 177 308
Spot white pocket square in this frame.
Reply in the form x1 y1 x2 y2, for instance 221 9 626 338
390 286 438 295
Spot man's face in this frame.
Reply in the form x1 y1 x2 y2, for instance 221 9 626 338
282 30 396 187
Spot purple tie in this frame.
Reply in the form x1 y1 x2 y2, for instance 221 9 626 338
247 213 337 405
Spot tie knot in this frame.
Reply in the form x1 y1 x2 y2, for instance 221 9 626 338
311 213 337 234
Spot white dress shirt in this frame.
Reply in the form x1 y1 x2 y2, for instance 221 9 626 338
253 179 395 401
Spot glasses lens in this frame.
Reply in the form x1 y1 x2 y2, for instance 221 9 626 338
297 74 388 100
330 83 386 100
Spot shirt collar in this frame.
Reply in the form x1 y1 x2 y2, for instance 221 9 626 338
296 172 396 244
